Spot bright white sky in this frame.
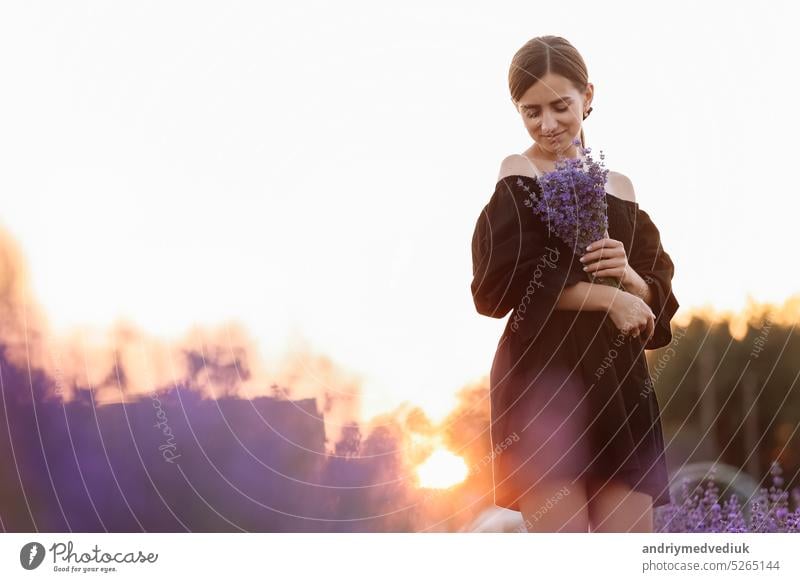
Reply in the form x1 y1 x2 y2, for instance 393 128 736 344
1 1 797 422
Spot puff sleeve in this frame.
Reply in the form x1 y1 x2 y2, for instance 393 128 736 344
470 175 587 332
628 205 680 349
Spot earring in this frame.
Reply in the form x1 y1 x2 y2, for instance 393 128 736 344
583 106 593 120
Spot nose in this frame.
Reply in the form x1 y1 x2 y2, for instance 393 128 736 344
539 110 559 134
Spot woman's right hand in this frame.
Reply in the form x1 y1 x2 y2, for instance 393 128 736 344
607 290 655 340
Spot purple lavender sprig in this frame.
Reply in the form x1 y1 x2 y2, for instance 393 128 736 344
521 139 617 287
655 461 800 533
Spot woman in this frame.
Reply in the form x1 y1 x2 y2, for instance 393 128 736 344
470 36 680 532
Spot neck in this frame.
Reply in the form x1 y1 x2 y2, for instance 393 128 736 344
533 142 583 162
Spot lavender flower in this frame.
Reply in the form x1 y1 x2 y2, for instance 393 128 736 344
654 460 800 533
521 139 617 287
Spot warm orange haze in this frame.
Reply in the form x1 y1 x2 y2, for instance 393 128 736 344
3 223 800 510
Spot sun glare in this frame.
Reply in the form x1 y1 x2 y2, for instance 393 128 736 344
414 447 469 489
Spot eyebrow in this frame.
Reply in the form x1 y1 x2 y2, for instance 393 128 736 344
519 96 573 109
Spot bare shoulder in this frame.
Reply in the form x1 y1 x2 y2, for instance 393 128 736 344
496 154 539 182
606 170 636 203
494 158 637 202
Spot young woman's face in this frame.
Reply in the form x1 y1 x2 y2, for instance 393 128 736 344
516 72 593 158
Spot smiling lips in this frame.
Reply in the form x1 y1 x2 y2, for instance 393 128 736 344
545 132 564 141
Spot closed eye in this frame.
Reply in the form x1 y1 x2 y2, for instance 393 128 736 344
525 106 569 119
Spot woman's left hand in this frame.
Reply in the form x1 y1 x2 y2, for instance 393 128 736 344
579 237 632 285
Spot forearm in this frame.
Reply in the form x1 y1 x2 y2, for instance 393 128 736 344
554 281 618 312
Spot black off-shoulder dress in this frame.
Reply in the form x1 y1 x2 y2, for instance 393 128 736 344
470 174 679 511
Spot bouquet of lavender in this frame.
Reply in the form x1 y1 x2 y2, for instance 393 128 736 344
522 139 619 288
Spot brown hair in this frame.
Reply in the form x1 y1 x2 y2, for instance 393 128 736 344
508 36 590 148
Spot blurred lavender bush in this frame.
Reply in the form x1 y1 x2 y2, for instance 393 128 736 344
656 462 800 533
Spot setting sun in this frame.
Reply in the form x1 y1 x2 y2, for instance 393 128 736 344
414 448 469 489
